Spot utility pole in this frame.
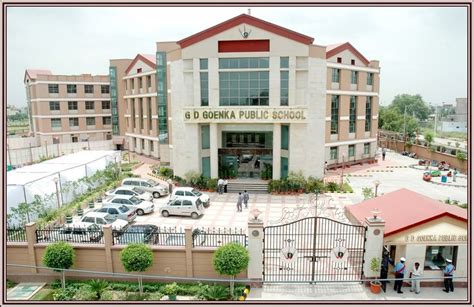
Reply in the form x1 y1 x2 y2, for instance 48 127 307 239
433 106 438 137
403 105 407 141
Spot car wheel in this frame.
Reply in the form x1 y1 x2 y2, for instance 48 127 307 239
137 209 144 216
162 210 170 217
191 212 199 219
153 192 161 198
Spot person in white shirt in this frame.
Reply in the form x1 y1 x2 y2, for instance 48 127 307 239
410 262 423 294
217 178 224 194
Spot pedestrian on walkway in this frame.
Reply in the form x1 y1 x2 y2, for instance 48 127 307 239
380 249 394 293
324 161 328 175
453 169 458 182
393 257 407 294
167 178 173 194
236 192 243 212
224 179 228 193
243 190 249 209
382 148 387 161
218 178 224 194
410 262 422 294
443 258 455 293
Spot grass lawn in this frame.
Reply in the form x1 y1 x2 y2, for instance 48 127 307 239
30 288 54 301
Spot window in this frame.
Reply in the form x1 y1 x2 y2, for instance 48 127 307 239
200 72 209 106
201 125 210 149
351 59 355 65
337 57 342 63
330 147 338 160
219 57 269 69
424 246 458 270
102 101 111 109
86 117 95 126
150 140 154 152
137 68 142 73
147 75 151 88
68 101 78 110
67 84 77 94
219 71 269 106
365 96 372 132
85 101 95 110
348 145 355 157
175 191 185 196
48 84 59 94
200 58 208 70
84 85 94 94
102 117 111 125
141 139 145 150
72 136 78 143
139 98 144 129
349 96 357 133
51 118 61 128
139 77 143 89
183 200 193 206
147 97 152 130
101 85 110 94
351 71 358 84
332 68 340 83
280 57 289 69
69 118 79 127
131 78 134 89
49 101 60 111
364 143 370 155
281 125 289 150
367 73 374 85
280 71 289 106
331 95 339 134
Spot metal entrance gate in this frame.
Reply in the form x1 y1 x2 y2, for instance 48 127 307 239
263 217 367 283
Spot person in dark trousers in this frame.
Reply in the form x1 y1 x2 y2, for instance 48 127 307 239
393 257 407 293
382 148 387 161
217 178 224 194
443 258 455 293
243 190 249 209
236 192 243 212
380 250 394 292
224 179 228 193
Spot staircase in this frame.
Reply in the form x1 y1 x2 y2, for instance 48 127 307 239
226 179 269 194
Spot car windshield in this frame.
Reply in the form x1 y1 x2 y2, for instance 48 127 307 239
147 179 158 186
132 187 145 194
191 189 202 196
104 215 116 223
118 206 129 213
129 196 142 204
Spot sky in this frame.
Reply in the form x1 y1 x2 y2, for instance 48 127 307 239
6 6 468 107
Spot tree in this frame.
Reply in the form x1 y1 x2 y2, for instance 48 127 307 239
87 279 109 300
213 242 249 296
43 242 75 289
378 107 419 137
120 244 153 294
391 94 431 121
424 132 434 147
362 187 375 200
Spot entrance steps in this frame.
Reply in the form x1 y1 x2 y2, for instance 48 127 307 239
226 179 269 194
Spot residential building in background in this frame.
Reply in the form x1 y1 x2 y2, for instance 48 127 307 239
440 98 467 133
24 70 112 144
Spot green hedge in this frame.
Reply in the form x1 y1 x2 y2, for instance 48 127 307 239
269 173 353 194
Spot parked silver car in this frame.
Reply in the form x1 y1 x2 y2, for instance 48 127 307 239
121 178 169 198
103 195 154 216
95 203 137 223
105 186 153 201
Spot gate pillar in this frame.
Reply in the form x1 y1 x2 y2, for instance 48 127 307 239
363 215 385 278
247 217 264 287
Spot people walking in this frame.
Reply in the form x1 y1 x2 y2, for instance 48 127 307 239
380 249 394 293
243 190 249 209
382 148 387 161
324 161 328 175
217 178 224 194
393 257 407 293
224 179 228 193
443 258 455 293
410 262 422 294
167 178 173 194
236 192 243 212
453 169 458 183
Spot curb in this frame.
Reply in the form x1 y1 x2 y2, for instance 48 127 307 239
428 181 467 188
386 166 408 168
366 170 394 172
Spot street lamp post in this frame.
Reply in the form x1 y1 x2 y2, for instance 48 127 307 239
53 177 61 209
374 180 381 197
340 154 345 186
314 189 320 217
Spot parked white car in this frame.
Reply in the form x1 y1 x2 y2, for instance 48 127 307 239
105 186 153 201
160 196 204 219
170 187 210 208
121 178 169 198
103 195 154 216
71 212 128 230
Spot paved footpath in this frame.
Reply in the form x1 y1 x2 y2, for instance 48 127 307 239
247 283 468 301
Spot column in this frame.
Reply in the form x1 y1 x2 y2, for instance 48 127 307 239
103 224 114 272
247 218 264 287
210 123 218 178
25 222 38 273
363 216 386 278
272 123 281 180
184 226 194 278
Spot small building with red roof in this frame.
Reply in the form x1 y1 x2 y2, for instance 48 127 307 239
345 188 467 286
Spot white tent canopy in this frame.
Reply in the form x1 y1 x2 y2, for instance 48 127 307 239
7 150 121 224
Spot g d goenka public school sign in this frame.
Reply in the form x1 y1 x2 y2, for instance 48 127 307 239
183 107 308 123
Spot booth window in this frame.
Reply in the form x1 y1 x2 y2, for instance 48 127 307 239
424 246 457 270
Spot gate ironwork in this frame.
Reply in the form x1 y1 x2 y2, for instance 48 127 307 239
263 217 367 283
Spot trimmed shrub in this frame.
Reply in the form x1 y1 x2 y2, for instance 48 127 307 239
213 242 249 295
74 285 96 301
326 182 339 192
43 242 75 289
120 244 153 294
206 178 218 191
160 167 174 178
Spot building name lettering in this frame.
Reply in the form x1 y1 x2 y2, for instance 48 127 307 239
405 234 467 242
183 107 307 123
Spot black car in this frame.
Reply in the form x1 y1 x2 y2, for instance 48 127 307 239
114 224 159 245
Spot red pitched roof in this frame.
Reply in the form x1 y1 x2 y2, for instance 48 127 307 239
124 54 156 75
177 14 314 48
24 69 52 81
345 188 467 236
326 42 370 65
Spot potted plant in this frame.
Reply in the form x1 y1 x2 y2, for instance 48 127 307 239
369 257 382 294
88 201 95 209
76 205 84 217
163 282 178 301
